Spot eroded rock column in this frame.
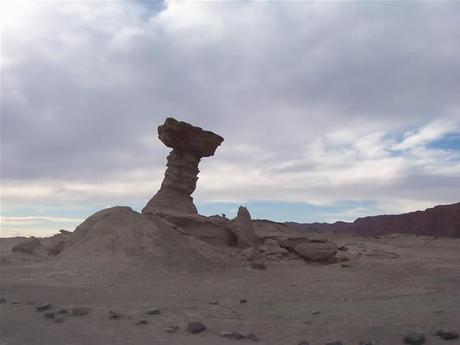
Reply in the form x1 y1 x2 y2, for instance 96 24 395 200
142 117 224 215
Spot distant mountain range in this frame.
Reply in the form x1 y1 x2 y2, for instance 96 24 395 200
286 202 460 237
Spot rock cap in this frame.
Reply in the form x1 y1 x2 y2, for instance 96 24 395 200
158 117 224 157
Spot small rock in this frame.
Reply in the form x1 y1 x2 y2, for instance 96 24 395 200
220 331 258 341
57 308 68 314
433 309 444 314
250 260 267 270
164 325 179 333
325 342 344 345
297 341 310 345
35 302 51 311
187 321 206 333
359 341 373 345
0 297 6 304
311 311 320 315
338 246 349 251
209 301 219 305
70 306 90 316
54 315 64 323
145 308 161 315
109 310 120 319
11 301 20 305
403 333 426 345
44 312 55 319
240 299 248 304
135 319 148 325
341 263 352 268
436 330 459 340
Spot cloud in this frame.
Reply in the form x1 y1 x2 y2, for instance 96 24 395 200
2 1 460 235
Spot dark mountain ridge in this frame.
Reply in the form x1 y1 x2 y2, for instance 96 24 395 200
286 202 460 237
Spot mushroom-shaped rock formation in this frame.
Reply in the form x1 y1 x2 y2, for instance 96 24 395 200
143 118 224 215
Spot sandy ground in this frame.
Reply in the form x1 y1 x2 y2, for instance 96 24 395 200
1 233 459 345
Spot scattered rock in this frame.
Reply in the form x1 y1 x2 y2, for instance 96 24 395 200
309 238 328 243
145 308 161 315
109 310 120 319
35 302 51 311
338 245 349 251
164 325 179 333
250 260 267 270
341 263 352 268
359 341 373 345
135 319 148 325
11 301 20 305
209 301 219 305
325 342 344 345
297 341 310 345
56 308 68 314
436 330 458 340
12 237 42 254
54 315 64 323
294 241 338 262
187 321 207 333
70 306 90 316
0 297 6 304
311 311 320 315
44 312 55 319
240 299 248 304
403 333 426 345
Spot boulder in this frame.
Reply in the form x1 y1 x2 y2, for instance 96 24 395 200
226 207 257 248
12 237 41 254
294 241 338 262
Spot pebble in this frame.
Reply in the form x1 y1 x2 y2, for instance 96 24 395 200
240 299 248 304
311 311 320 315
145 308 161 315
187 321 206 333
164 325 179 333
209 301 219 305
250 261 267 270
109 310 120 319
35 302 51 312
135 319 148 325
70 306 90 316
403 333 426 345
436 330 459 340
220 332 258 341
57 308 68 314
44 312 55 319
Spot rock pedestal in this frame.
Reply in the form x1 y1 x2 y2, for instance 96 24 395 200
143 118 223 215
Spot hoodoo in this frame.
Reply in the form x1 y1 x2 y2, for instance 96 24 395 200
142 117 224 215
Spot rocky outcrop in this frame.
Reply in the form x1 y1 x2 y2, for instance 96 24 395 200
157 213 236 246
293 241 338 262
143 118 223 215
226 206 257 248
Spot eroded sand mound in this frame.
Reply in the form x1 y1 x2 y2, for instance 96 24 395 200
59 206 233 271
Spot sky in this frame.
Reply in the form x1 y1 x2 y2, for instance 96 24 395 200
1 1 460 237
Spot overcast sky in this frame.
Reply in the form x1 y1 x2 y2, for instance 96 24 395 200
1 1 460 237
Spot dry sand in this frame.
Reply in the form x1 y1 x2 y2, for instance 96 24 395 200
1 232 459 345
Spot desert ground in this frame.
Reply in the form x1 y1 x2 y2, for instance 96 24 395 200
1 232 459 345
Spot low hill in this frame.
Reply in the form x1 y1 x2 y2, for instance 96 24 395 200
287 202 460 237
